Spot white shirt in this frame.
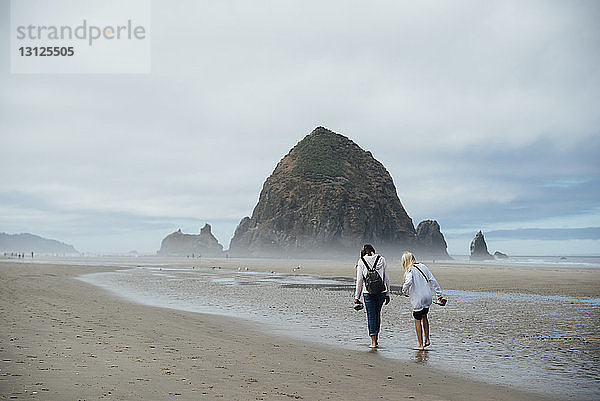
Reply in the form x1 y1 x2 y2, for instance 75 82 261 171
354 254 391 299
402 263 442 311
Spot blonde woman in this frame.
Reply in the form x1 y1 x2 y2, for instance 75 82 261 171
401 252 445 350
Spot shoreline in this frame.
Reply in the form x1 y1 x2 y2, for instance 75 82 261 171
0 261 563 400
4 255 598 297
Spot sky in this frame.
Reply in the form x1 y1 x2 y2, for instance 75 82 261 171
1 0 599 255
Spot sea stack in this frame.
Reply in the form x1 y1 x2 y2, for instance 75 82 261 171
415 220 450 259
229 126 449 258
158 224 223 257
494 251 509 259
470 230 494 260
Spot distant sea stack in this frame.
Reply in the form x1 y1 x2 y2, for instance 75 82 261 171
415 220 450 259
0 232 78 255
229 126 450 259
493 251 509 259
470 230 494 260
158 224 223 257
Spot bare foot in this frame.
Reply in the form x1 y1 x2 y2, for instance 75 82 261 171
424 341 430 347
412 346 424 350
369 343 378 349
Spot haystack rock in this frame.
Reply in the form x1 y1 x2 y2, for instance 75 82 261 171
415 220 450 259
229 126 449 258
470 230 494 260
158 224 223 257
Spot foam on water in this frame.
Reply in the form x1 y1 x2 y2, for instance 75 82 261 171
79 265 600 400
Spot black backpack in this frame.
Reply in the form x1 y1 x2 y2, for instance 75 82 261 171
361 255 386 294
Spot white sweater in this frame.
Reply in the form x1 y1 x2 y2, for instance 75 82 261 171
402 263 442 311
354 254 391 299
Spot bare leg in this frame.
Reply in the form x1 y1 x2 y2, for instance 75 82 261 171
370 334 378 348
413 319 424 350
423 315 430 347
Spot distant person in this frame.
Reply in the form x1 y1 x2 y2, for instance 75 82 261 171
353 244 390 348
401 252 445 350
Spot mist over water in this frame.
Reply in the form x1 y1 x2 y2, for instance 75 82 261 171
446 255 600 269
78 261 600 400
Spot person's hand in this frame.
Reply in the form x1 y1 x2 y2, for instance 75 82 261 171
384 295 390 305
353 298 359 304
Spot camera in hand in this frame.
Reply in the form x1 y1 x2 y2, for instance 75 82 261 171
433 298 447 306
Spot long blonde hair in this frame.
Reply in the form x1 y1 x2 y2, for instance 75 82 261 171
402 251 417 274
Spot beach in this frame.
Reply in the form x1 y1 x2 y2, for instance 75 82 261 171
1 258 597 400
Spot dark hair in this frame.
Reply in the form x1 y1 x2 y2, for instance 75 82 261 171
361 244 375 257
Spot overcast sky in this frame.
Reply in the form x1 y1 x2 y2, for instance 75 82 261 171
1 0 599 255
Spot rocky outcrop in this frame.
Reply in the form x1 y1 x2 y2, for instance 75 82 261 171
158 224 223 257
415 220 450 259
470 230 494 260
229 126 449 258
0 232 78 255
494 251 508 259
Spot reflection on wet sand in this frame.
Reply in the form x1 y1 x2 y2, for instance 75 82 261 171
414 349 430 364
80 264 600 400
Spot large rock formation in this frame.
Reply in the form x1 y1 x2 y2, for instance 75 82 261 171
0 232 78 255
470 230 494 260
158 224 223 257
415 220 450 259
229 126 449 258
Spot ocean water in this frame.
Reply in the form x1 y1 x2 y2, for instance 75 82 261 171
78 264 600 400
4 253 600 269
446 255 600 269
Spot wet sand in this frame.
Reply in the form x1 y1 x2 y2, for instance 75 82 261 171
192 257 600 297
0 259 583 400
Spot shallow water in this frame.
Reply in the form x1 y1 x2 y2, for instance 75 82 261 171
79 265 600 400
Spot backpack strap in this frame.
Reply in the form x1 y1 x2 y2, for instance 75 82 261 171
360 255 380 271
413 264 428 281
360 256 369 270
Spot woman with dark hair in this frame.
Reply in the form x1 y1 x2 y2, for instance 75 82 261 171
353 244 390 348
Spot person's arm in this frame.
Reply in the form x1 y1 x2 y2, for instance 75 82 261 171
402 270 413 296
354 262 364 301
426 268 443 299
382 257 391 302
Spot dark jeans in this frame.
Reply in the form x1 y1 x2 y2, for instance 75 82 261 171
363 292 386 336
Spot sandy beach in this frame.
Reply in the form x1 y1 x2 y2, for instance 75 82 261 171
1 259 594 400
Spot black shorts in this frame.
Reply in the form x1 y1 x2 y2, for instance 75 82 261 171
413 308 429 320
